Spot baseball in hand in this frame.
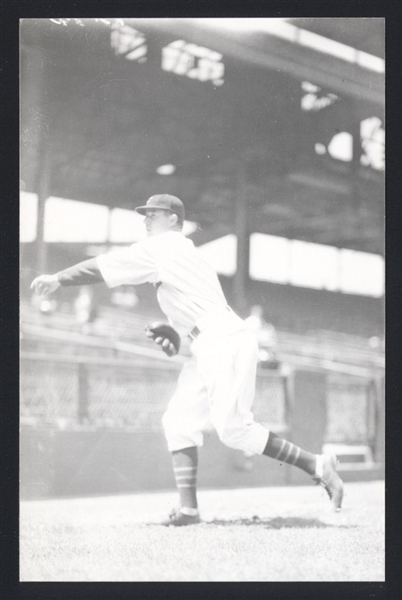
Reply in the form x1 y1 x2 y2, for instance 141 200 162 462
30 274 61 296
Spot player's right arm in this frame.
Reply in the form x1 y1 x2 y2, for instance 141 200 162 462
30 258 104 296
31 239 158 296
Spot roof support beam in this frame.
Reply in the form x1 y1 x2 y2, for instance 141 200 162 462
133 19 384 107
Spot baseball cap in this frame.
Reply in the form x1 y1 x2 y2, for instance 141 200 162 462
135 194 185 220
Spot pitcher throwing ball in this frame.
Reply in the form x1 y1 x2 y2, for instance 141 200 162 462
31 193 344 525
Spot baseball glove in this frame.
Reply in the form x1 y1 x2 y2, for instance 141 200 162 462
145 322 181 357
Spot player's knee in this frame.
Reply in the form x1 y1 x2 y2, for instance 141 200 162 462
216 424 248 451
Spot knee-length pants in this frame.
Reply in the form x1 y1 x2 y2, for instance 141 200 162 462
163 322 269 456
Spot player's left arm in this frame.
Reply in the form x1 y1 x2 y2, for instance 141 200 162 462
145 322 181 357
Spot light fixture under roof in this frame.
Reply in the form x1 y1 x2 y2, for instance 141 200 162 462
156 164 176 175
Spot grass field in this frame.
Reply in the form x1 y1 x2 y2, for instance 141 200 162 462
20 480 384 582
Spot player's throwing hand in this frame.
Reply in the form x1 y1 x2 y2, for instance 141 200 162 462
30 274 61 297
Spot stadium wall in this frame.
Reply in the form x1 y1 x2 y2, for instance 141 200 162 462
20 367 384 500
20 425 384 501
19 428 292 500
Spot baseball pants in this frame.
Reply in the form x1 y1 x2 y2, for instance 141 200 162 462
162 315 270 456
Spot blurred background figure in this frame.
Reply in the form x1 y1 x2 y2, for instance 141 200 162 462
74 286 98 334
245 304 279 368
110 286 139 310
368 335 384 351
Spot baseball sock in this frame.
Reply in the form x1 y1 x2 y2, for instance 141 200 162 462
172 446 198 513
262 432 317 476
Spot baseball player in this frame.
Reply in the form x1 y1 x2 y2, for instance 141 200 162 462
31 193 344 525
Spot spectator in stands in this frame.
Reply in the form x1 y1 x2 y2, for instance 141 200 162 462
74 286 98 334
245 304 278 364
110 286 139 310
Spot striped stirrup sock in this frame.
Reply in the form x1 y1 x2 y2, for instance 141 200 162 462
262 432 317 476
172 446 198 510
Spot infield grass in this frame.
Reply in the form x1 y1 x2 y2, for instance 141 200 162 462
20 480 384 582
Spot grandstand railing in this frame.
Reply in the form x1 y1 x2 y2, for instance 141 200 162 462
21 299 385 370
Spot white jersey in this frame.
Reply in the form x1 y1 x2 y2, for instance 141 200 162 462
98 230 268 457
96 231 229 335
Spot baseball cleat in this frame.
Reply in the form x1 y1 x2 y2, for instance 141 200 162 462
314 454 344 511
160 508 201 527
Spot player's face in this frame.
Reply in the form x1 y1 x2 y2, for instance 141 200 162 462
144 209 174 236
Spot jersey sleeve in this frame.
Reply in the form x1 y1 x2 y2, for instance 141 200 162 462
96 239 159 288
57 258 104 286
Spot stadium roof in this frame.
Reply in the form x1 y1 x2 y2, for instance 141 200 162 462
20 18 384 254
287 18 384 59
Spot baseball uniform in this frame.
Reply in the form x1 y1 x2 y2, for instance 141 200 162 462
97 230 270 455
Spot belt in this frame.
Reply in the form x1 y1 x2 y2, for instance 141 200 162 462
188 306 233 341
188 325 201 341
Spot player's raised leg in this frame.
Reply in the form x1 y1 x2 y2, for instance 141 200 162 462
262 433 343 511
199 327 344 511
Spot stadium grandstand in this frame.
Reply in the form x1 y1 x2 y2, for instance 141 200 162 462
20 18 385 499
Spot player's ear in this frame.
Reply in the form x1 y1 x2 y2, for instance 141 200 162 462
169 213 178 228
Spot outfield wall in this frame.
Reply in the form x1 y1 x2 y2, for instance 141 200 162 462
20 366 384 500
20 426 384 501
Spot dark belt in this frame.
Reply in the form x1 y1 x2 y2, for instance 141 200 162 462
188 325 201 341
